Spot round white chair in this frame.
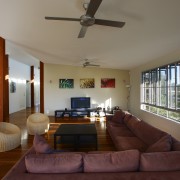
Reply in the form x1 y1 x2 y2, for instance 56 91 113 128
0 122 21 152
27 113 49 135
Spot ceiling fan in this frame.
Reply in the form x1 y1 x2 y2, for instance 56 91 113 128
45 0 125 38
83 59 100 67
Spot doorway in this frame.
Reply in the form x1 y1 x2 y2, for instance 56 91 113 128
26 80 31 108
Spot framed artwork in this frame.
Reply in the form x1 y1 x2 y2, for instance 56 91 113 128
10 81 16 93
101 78 115 88
80 78 95 88
59 79 74 88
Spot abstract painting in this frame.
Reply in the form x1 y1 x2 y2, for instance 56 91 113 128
10 81 16 93
59 79 74 88
101 78 115 88
80 78 95 88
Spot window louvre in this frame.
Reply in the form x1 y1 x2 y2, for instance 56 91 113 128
141 61 180 122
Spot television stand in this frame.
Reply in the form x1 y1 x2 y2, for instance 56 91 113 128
55 109 97 118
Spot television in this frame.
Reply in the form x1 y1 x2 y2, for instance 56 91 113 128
71 97 90 109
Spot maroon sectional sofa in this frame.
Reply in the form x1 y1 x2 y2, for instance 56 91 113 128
3 113 180 180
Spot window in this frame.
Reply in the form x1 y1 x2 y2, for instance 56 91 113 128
141 61 180 122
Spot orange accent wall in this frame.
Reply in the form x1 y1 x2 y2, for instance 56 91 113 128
0 37 5 122
31 66 34 107
3 55 9 122
40 61 44 113
0 37 9 122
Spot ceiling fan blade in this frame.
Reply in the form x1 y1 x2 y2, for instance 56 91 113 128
95 19 125 28
45 17 80 21
84 64 100 67
88 64 100 67
86 0 102 17
78 26 88 38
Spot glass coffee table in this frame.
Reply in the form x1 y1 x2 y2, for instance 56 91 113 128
54 124 97 150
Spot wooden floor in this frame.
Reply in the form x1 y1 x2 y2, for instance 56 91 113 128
0 107 115 179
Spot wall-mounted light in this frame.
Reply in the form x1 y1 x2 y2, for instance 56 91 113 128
83 2 89 10
30 79 34 83
123 80 131 89
5 75 9 80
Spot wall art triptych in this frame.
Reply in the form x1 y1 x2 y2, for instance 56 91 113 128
101 78 115 88
10 81 16 93
59 79 74 89
80 78 95 88
59 78 115 89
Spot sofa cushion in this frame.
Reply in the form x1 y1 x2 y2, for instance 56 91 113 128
125 115 142 130
33 134 53 154
140 151 180 171
25 153 83 173
84 150 140 172
146 134 172 152
115 137 147 152
111 110 126 123
109 125 135 137
130 121 167 146
107 120 125 127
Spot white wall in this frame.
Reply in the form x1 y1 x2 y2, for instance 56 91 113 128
9 58 30 113
44 64 130 116
34 67 40 106
129 49 180 140
26 81 31 107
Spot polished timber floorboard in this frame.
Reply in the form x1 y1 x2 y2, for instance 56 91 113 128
0 107 115 179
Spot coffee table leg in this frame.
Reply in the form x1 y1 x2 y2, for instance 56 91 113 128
96 135 98 150
75 136 78 151
54 135 57 149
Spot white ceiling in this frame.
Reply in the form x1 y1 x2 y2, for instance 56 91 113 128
0 0 180 70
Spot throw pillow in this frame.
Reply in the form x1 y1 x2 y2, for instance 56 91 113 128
172 138 180 151
125 115 142 132
33 134 53 154
140 151 180 171
84 150 140 172
122 113 132 124
25 153 83 173
111 110 126 123
146 134 172 153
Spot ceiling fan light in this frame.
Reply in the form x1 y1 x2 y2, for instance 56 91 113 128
83 3 89 10
80 15 95 26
